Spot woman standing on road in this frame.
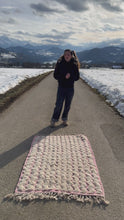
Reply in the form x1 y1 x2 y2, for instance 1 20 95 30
50 49 80 127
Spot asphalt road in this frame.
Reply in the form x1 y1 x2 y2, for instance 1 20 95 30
0 72 124 220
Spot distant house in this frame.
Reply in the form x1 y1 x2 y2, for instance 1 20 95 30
112 65 122 69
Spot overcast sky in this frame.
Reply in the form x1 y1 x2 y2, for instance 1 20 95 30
0 0 124 47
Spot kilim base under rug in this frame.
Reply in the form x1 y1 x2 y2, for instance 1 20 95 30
5 134 109 205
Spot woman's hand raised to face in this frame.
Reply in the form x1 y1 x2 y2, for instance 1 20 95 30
65 73 70 79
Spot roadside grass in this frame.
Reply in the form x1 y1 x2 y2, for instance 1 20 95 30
0 70 53 113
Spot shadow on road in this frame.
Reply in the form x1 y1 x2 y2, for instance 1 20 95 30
0 124 64 169
100 123 124 162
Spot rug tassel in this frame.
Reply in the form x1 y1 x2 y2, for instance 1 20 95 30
93 196 109 206
4 193 14 200
99 197 110 206
4 193 109 205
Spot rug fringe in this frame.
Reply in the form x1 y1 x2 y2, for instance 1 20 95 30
4 192 109 205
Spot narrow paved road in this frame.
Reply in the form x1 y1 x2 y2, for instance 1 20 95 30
0 73 124 220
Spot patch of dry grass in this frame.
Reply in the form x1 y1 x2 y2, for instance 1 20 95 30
0 70 53 113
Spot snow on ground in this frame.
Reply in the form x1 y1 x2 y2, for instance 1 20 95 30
0 68 52 94
80 68 124 116
0 67 124 117
80 68 124 117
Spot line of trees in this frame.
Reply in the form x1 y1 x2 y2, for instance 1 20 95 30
80 62 124 69
0 62 56 68
0 61 124 69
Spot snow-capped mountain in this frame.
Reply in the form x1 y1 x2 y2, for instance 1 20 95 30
0 35 124 66
77 46 124 64
0 35 30 49
4 46 63 64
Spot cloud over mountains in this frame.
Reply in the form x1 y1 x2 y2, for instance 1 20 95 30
0 0 124 47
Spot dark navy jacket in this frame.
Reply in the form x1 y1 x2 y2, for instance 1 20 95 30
54 57 80 88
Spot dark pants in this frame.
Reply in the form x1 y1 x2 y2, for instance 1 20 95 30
51 86 74 122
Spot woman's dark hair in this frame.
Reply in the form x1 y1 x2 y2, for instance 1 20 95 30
64 49 72 54
57 49 80 69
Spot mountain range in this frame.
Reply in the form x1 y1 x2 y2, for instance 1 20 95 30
0 35 124 66
77 47 124 64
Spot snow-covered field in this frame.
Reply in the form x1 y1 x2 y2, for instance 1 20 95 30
80 68 124 117
0 68 124 117
0 68 52 94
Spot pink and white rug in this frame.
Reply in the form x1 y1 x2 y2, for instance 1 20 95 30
5 134 109 205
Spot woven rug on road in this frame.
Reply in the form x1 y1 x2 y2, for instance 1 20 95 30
5 134 109 205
